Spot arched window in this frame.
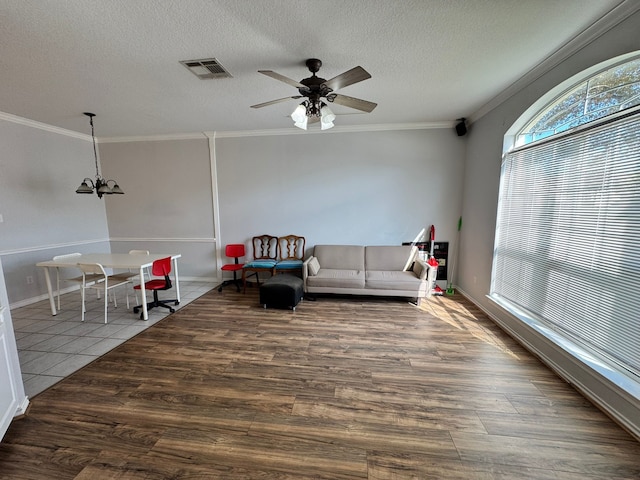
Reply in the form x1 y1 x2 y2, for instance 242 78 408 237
516 56 640 146
491 53 640 387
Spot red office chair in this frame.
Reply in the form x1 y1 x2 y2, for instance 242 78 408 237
218 244 246 292
133 256 178 319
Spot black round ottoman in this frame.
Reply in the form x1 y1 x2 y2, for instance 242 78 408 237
259 274 304 310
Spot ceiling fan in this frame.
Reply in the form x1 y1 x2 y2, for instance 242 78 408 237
250 58 377 129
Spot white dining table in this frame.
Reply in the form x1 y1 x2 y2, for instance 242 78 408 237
36 253 181 320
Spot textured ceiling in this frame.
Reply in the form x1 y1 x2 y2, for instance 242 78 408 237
0 0 630 138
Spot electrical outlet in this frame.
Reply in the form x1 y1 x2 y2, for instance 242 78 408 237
473 275 477 284
26 276 34 284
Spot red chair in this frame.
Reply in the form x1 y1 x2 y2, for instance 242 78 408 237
133 257 178 318
218 244 246 292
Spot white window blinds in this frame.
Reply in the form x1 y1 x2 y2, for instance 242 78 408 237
491 108 640 378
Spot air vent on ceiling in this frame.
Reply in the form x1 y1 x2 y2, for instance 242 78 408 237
180 58 232 79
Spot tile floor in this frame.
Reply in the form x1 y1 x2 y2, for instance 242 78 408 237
11 280 216 398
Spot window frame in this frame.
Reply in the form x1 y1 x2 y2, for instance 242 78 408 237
492 53 640 398
515 55 640 148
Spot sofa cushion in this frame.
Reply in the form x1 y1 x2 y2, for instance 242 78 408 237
365 270 423 290
306 269 365 289
244 259 277 268
307 257 320 276
365 246 417 271
313 245 365 270
275 259 303 270
412 260 428 280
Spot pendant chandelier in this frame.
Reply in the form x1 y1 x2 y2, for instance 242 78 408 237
75 112 124 198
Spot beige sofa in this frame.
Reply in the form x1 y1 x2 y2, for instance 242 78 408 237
302 245 432 304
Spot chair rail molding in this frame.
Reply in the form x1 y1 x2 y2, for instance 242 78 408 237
0 238 109 256
110 237 215 243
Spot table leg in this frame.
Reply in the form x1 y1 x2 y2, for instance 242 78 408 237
43 267 57 316
172 257 181 303
139 266 149 320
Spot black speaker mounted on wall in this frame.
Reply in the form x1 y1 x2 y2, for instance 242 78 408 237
455 118 467 136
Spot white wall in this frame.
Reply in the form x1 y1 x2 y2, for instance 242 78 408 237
100 128 466 281
99 138 217 279
216 128 466 256
0 117 110 304
0 118 465 305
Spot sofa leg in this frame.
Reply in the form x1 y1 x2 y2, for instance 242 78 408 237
305 293 316 301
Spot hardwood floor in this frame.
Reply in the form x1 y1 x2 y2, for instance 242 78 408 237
1 289 639 479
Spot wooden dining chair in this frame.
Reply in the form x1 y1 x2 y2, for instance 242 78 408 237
242 234 278 293
275 235 305 276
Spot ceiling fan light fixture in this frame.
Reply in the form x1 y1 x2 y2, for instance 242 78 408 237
257 59 375 131
294 116 308 130
320 104 336 123
291 103 307 123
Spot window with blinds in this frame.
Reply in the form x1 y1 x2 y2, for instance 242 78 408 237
491 108 640 379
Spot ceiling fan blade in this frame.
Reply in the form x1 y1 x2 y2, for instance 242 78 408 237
322 66 371 91
250 96 302 109
258 70 307 89
330 94 377 113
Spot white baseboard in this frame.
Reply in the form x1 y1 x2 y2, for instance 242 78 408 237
14 396 29 417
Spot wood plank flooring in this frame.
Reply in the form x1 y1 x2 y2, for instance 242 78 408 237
1 289 639 479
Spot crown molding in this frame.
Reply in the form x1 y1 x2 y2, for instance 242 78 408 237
93 122 454 143
0 110 451 143
104 124 452 142
99 132 209 143
0 111 210 143
0 111 91 141
212 121 453 139
471 0 640 123
469 0 640 123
